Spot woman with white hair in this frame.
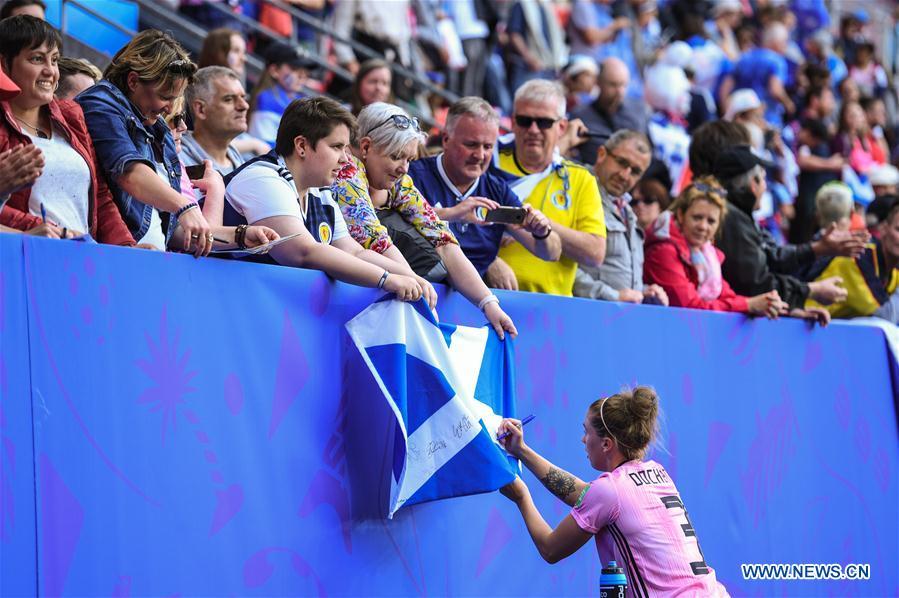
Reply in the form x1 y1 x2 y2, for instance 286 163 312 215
332 102 518 340
814 181 854 231
802 183 898 323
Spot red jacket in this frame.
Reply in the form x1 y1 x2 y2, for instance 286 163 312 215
0 99 134 246
643 212 749 312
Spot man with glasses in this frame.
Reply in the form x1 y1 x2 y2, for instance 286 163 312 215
574 130 668 305
489 79 606 296
408 96 561 277
180 66 249 176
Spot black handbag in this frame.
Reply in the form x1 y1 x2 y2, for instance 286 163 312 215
376 209 448 282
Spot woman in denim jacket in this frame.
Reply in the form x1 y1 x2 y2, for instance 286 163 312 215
76 30 214 257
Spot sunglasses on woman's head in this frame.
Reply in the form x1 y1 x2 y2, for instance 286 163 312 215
514 115 559 130
689 182 727 197
368 114 420 135
167 59 193 74
630 197 660 207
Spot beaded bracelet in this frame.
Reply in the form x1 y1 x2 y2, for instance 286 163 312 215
377 270 389 290
234 224 248 249
174 202 199 221
477 294 500 312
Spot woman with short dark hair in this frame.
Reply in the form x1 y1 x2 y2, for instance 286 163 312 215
0 15 133 245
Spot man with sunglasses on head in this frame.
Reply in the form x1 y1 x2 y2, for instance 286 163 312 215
488 79 606 297
407 96 562 278
573 130 668 306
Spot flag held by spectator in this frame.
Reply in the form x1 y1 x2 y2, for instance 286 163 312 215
346 298 518 518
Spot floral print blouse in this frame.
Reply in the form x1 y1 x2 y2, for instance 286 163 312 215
331 156 457 254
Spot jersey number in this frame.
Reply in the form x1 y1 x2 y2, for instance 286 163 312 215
660 495 710 576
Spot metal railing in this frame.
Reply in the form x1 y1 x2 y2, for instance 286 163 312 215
183 0 444 128
60 0 137 51
133 0 343 105
262 0 458 105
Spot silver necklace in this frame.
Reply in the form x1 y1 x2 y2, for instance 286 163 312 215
14 115 49 139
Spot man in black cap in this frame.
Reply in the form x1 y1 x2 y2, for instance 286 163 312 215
714 145 866 312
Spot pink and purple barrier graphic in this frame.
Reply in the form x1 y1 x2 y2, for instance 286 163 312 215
0 234 896 596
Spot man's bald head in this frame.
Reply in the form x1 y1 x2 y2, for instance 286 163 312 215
598 57 629 112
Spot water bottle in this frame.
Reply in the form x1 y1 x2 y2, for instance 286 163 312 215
600 560 627 598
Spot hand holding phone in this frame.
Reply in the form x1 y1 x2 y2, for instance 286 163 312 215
484 206 527 225
185 164 206 180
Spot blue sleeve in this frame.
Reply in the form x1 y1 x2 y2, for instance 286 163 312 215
506 2 525 35
254 89 282 116
498 180 522 208
76 89 154 179
771 55 788 84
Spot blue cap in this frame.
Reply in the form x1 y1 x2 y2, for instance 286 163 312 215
850 10 869 23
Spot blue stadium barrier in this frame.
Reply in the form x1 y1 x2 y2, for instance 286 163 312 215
0 233 896 596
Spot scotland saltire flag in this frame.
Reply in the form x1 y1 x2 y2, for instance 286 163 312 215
346 298 518 518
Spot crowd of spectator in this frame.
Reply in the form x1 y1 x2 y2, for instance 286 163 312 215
1 0 899 327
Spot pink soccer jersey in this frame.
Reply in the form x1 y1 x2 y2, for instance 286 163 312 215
570 460 729 597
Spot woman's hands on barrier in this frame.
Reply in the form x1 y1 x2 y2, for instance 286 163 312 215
243 226 280 249
384 273 423 302
484 300 517 340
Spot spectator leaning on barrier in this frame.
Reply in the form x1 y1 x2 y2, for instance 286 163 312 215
76 30 214 256
490 79 607 297
223 97 429 306
0 15 134 246
54 57 101 101
570 57 648 167
332 101 518 340
643 176 786 318
801 183 899 324
714 144 865 316
574 130 668 306
408 96 561 278
181 66 248 176
165 98 278 252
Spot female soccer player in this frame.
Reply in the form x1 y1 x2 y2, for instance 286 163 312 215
498 387 729 597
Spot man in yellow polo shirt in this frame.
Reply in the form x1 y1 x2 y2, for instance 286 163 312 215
488 79 606 296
